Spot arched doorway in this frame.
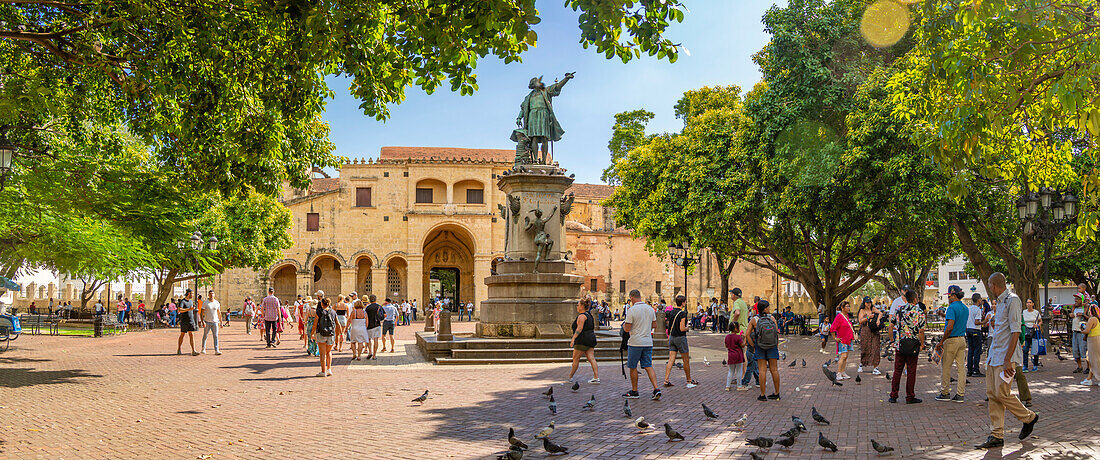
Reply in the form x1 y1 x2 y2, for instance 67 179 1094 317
311 255 341 297
355 256 372 296
422 224 475 310
271 265 297 302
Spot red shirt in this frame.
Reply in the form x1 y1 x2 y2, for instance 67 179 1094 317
724 332 745 364
830 312 855 345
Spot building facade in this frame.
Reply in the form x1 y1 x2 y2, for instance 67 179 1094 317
211 147 776 314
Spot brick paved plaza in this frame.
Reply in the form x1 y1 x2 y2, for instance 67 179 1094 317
2 321 1098 459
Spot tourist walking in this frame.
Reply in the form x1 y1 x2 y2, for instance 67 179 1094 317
936 285 968 402
567 298 600 383
311 298 340 377
1082 303 1099 385
1072 293 1090 374
167 299 177 326
889 290 925 404
199 290 222 355
830 301 855 380
622 289 661 401
966 293 986 377
261 288 281 348
732 288 759 388
303 298 318 356
662 295 698 388
334 296 349 352
1021 298 1042 372
116 297 127 329
746 300 781 401
857 297 883 375
176 289 199 356
725 321 746 391
976 273 1038 449
242 296 255 335
381 299 398 353
348 298 369 360
365 295 382 359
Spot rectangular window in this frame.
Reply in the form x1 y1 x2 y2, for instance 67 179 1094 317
949 271 958 281
466 188 484 204
619 280 626 293
355 187 372 207
590 279 598 292
655 281 662 295
415 188 433 203
306 213 319 231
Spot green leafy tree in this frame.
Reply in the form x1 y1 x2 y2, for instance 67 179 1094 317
892 0 1100 238
602 109 655 184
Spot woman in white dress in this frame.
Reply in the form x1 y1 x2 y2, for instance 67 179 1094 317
347 300 369 360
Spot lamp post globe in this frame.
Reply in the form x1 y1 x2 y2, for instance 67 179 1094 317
208 236 218 251
1063 194 1077 218
190 232 203 251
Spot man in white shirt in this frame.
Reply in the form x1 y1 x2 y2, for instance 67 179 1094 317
976 273 1037 449
199 290 222 355
242 295 255 335
622 289 661 401
966 293 986 377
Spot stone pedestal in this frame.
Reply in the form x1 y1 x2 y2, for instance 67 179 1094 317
437 310 453 341
424 309 434 332
476 165 583 338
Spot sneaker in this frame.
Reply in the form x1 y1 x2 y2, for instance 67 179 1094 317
906 397 922 404
215 351 222 356
1019 413 1038 440
325 370 333 376
622 391 640 399
951 395 964 403
1021 368 1029 373
316 372 326 377
888 397 898 403
652 389 662 401
588 378 601 384
737 386 748 391
767 393 780 400
1023 400 1033 407
1082 379 1095 386
1073 367 1082 373
757 395 768 401
725 386 731 391
201 350 207 354
975 436 1004 449
686 380 698 389
872 368 882 375
191 351 200 356
973 371 985 377
936 393 952 402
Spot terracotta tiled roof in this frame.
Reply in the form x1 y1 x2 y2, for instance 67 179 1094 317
566 183 615 200
379 146 513 163
309 178 340 194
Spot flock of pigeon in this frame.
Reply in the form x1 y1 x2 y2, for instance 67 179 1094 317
741 406 894 458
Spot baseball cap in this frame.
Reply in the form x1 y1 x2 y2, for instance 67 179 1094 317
862 296 872 304
943 285 964 298
731 288 742 297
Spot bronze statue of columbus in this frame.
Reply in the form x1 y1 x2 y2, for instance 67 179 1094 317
513 72 574 165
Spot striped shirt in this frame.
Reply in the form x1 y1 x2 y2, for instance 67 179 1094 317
261 295 281 321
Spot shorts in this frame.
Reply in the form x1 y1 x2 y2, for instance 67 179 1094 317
626 346 653 369
668 335 689 354
573 344 592 351
837 342 853 354
754 346 780 361
367 326 382 340
314 333 335 345
336 315 348 328
1073 332 1088 359
382 320 395 335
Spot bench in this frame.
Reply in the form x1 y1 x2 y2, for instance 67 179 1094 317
19 314 60 335
100 314 125 334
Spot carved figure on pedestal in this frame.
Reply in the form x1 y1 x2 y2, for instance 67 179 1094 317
524 206 557 273
559 192 575 225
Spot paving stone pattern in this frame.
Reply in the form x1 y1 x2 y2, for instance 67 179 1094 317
1 320 1097 459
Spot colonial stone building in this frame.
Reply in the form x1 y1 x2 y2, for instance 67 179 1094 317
211 147 776 314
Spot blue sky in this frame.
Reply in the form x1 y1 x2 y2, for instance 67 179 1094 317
323 1 787 185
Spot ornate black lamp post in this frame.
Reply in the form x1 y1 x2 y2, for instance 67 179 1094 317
179 231 218 292
1017 187 1077 340
668 241 694 302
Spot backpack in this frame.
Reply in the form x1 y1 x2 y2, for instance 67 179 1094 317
754 314 779 349
317 307 335 337
868 311 883 333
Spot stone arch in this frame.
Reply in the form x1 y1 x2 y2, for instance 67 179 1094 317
384 256 408 301
268 259 303 277
309 253 342 297
454 179 486 204
421 221 477 255
270 264 298 302
305 249 347 269
422 223 477 309
350 249 379 267
381 251 408 268
414 178 446 204
353 253 374 298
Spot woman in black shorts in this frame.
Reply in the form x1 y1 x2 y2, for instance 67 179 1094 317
176 289 199 356
568 298 600 384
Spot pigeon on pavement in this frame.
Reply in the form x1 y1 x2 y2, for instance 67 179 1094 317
702 402 719 419
775 435 797 448
703 357 710 366
811 406 830 425
412 390 429 404
535 422 555 439
542 438 568 455
496 446 524 460
723 359 727 365
548 395 557 415
792 415 808 432
871 439 894 454
818 432 838 452
542 387 553 398
571 381 580 392
664 423 685 441
788 359 798 368
855 374 862 384
634 416 651 431
749 453 765 460
802 358 807 367
623 400 632 417
508 428 528 450
582 395 595 411
780 426 801 440
746 436 773 449
732 413 748 430
884 371 891 380
822 366 843 386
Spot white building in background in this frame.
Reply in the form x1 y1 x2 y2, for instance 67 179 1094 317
934 255 988 299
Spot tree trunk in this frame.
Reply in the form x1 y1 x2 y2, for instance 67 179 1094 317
715 254 736 306
153 268 180 309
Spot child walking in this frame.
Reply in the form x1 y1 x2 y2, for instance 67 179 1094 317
725 322 746 391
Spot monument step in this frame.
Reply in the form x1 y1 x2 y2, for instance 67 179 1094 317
454 337 668 350
451 347 660 359
436 353 670 366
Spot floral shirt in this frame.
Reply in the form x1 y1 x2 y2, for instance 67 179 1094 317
895 303 925 340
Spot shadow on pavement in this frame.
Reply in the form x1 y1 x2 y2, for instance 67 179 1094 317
0 367 102 388
0 356 51 364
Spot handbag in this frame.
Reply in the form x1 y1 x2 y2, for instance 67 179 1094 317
899 337 921 356
1034 332 1047 356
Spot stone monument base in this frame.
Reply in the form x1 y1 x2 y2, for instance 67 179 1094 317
475 259 583 338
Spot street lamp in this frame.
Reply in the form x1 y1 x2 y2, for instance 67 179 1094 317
0 130 15 192
179 231 219 292
668 241 694 302
1018 187 1078 340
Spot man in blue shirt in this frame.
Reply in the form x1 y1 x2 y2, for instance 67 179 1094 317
936 285 970 402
